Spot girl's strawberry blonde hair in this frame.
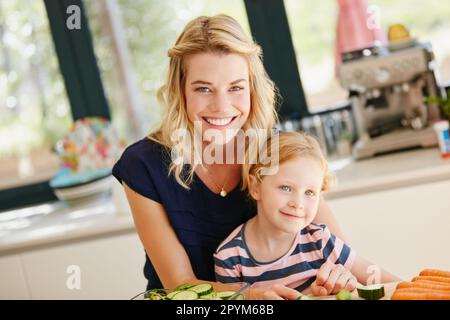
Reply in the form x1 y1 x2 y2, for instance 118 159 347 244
242 131 332 193
149 14 279 189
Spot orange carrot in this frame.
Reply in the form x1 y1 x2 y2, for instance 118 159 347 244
415 280 450 288
395 287 450 293
411 276 450 284
392 287 450 300
396 281 450 291
392 290 450 300
419 269 450 278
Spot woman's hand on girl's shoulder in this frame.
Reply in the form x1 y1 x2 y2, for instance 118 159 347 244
248 284 301 300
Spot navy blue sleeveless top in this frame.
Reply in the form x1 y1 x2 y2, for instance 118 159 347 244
112 137 256 290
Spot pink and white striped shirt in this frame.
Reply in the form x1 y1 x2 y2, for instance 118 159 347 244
214 223 356 293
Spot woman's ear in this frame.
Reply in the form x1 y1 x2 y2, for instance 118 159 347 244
248 175 261 201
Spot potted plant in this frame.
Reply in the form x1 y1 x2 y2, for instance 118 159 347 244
424 88 450 122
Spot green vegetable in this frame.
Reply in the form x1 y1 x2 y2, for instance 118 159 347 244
166 291 182 299
215 291 236 299
297 294 314 300
189 284 214 296
141 283 245 300
336 289 353 300
174 283 196 291
171 290 199 300
424 89 450 122
144 292 166 300
357 284 385 300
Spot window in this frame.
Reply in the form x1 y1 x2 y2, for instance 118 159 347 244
0 1 72 190
370 0 450 85
285 0 450 113
84 0 250 143
284 0 347 113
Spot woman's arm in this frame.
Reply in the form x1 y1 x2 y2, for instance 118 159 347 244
313 195 347 242
123 182 195 288
123 182 300 299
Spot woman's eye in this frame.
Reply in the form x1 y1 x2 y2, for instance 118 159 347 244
280 185 292 192
305 190 316 197
230 86 243 92
196 87 211 93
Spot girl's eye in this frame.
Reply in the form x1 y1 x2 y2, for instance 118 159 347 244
305 190 316 197
196 87 211 93
230 86 243 92
280 185 292 192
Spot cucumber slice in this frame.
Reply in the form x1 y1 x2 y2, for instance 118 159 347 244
174 283 196 291
215 291 236 300
200 292 218 300
171 290 199 300
234 294 245 300
357 284 385 300
336 289 352 300
167 291 182 299
189 284 214 296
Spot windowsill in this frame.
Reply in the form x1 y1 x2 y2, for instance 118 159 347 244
307 100 350 115
0 192 133 255
0 150 59 191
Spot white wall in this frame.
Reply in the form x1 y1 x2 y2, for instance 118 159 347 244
327 179 450 280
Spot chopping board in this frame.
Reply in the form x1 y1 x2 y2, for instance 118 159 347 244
310 282 399 300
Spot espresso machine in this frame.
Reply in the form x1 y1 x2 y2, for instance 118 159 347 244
338 42 442 159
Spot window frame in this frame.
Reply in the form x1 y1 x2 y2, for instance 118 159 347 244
43 0 110 121
244 0 310 121
0 0 110 211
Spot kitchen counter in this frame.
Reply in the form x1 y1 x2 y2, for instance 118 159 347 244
1 146 449 256
326 146 450 199
0 193 134 256
311 281 399 300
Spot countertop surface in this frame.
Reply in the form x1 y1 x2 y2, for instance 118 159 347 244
309 282 399 300
0 194 134 255
1 146 449 255
326 146 450 199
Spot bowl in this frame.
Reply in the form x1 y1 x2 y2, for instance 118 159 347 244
52 174 114 205
131 282 251 300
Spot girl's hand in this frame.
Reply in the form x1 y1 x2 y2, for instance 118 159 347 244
311 261 357 296
248 284 301 300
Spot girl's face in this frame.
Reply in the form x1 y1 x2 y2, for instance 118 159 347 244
184 52 251 144
249 157 324 234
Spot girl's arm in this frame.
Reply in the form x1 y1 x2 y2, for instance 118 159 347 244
123 183 300 299
313 195 347 242
351 255 403 285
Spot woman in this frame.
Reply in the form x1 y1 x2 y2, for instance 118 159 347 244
113 14 349 299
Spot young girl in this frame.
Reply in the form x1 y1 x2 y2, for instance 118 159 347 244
214 131 400 295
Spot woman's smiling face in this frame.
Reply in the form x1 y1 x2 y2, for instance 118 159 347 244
184 52 251 144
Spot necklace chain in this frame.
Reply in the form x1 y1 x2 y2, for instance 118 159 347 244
204 166 229 197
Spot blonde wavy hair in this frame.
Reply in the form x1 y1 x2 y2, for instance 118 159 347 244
149 14 279 188
242 131 332 195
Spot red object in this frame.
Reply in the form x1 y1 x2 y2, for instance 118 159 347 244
335 0 387 74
